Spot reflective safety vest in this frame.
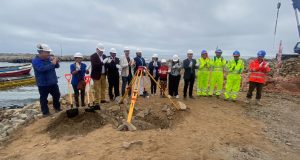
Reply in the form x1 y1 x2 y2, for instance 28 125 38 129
248 59 270 84
226 59 244 74
210 56 226 72
196 57 210 72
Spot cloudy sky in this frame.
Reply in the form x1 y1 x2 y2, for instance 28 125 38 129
0 0 298 58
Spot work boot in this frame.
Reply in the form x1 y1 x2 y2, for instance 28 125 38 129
245 98 251 104
255 99 263 106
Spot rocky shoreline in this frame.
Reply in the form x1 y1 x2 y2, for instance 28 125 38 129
0 101 42 142
0 96 69 144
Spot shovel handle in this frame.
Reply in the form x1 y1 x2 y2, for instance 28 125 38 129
64 74 72 82
64 74 73 107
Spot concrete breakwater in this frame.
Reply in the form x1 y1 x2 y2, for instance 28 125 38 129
0 53 90 63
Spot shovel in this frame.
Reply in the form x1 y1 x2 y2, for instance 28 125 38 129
65 74 79 118
84 76 97 112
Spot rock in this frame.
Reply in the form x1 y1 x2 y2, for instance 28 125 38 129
285 142 292 146
6 128 14 135
122 140 143 149
2 125 10 131
1 131 8 137
143 108 150 116
11 119 26 125
111 105 120 112
161 105 169 112
135 111 145 118
34 114 43 119
117 121 137 131
166 109 174 116
61 100 67 105
18 114 28 120
177 101 187 110
122 141 131 149
0 123 4 129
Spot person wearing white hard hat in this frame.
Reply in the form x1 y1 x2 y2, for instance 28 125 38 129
32 43 61 116
133 49 147 96
90 43 108 109
158 59 169 98
105 48 121 101
183 49 198 99
168 54 182 99
148 54 161 95
120 47 134 96
70 52 89 107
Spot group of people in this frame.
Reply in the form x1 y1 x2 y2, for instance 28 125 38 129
32 43 270 116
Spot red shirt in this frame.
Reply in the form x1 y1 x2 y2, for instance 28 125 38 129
158 65 169 79
248 59 270 84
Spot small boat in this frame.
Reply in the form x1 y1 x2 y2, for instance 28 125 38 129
0 76 36 90
0 64 32 77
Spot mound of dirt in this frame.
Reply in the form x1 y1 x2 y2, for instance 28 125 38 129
44 97 185 139
45 110 107 138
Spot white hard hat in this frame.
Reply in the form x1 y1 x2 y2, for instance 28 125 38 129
187 49 194 54
172 54 179 62
152 54 158 58
110 48 117 53
124 47 130 51
96 43 105 51
136 49 142 53
37 43 52 52
161 59 167 63
74 52 83 58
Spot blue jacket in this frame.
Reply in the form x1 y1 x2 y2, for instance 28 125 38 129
32 56 59 87
70 63 87 86
133 56 146 73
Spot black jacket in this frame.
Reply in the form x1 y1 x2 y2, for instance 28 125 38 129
90 53 107 80
183 58 197 80
106 56 120 78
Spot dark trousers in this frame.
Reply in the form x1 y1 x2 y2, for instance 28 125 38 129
72 85 85 107
38 84 61 115
169 74 181 96
246 81 263 100
150 76 159 94
108 76 120 100
183 75 195 97
121 75 132 96
160 79 167 95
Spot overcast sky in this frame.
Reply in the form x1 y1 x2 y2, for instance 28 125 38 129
0 0 298 58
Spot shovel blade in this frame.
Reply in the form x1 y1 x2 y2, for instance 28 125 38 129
66 108 79 118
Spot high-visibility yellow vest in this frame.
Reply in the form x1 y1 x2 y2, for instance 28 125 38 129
210 56 226 72
226 59 244 74
196 57 210 72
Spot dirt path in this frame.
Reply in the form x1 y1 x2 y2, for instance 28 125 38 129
0 92 299 160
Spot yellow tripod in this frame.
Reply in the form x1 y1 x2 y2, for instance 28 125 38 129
119 66 180 124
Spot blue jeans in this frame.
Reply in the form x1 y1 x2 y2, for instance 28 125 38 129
122 75 132 96
38 84 61 115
